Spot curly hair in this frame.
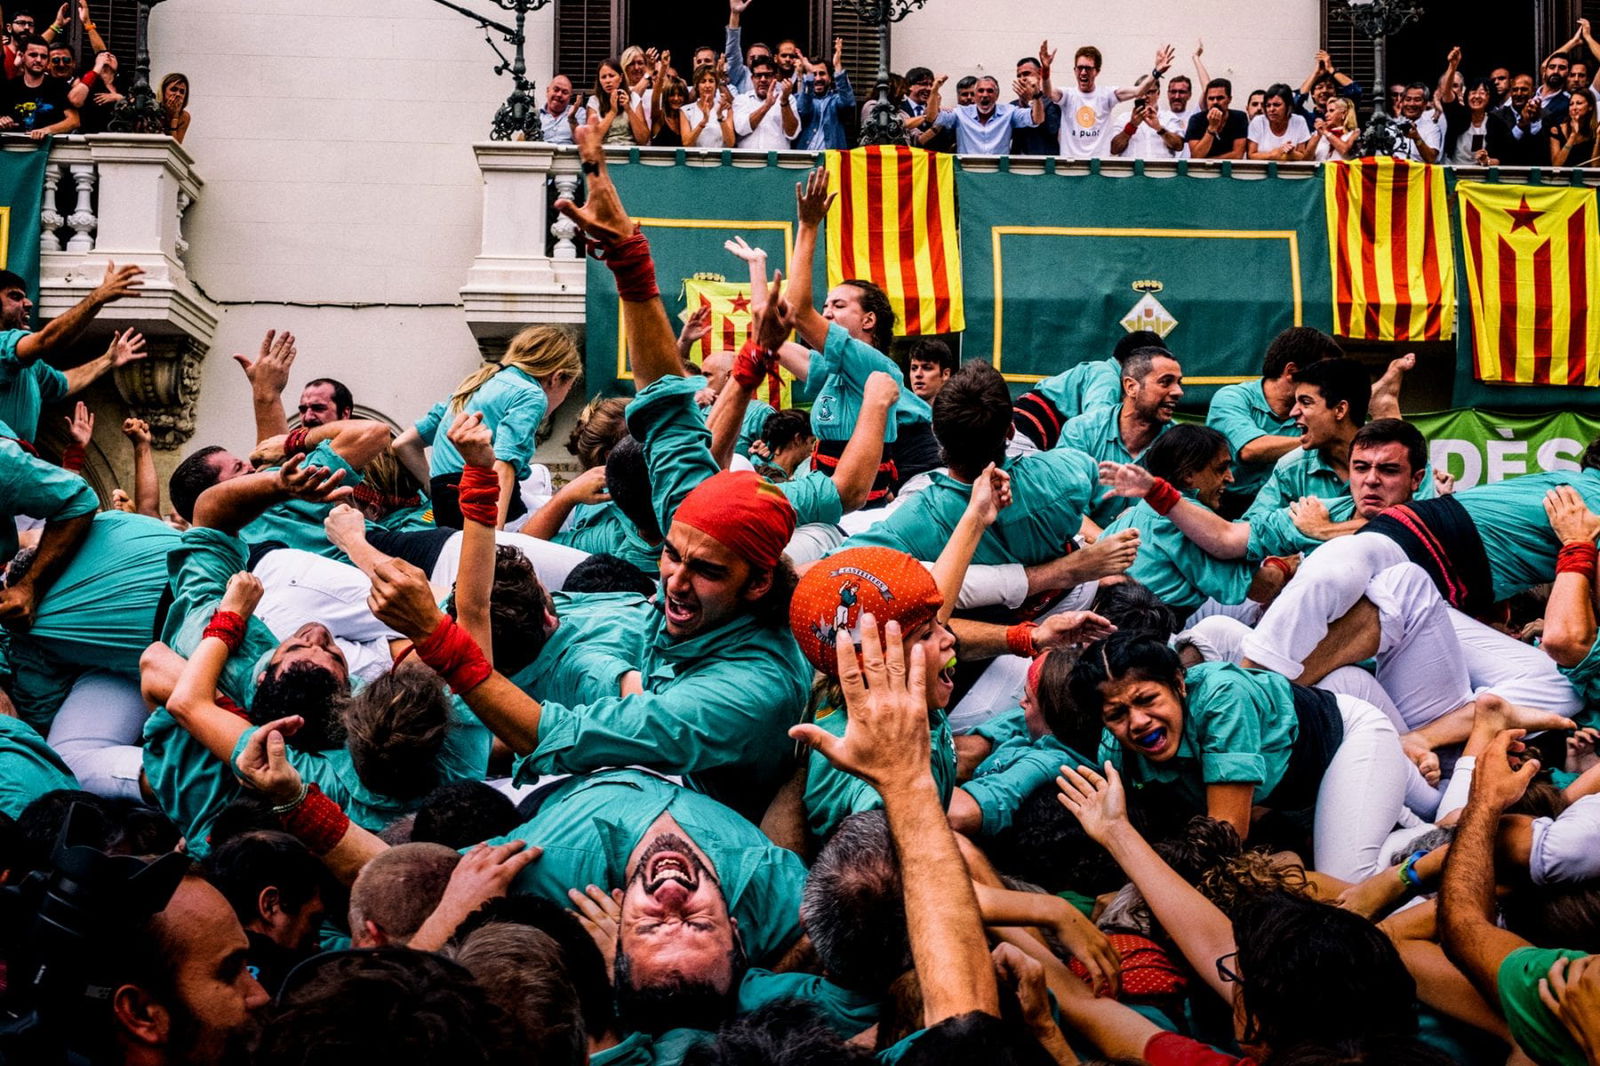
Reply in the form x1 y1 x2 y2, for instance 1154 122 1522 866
252 660 349 753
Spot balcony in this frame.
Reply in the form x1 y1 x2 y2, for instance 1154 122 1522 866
21 133 218 448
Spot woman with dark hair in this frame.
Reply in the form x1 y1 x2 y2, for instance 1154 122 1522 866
1551 88 1598 168
681 63 736 148
1047 762 1448 1065
1057 630 1416 881
1440 72 1515 165
160 72 190 143
1247 83 1315 160
581 57 647 144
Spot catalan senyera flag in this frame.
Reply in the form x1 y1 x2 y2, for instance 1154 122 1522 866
823 145 964 335
1459 182 1600 387
1324 157 1455 342
680 276 795 407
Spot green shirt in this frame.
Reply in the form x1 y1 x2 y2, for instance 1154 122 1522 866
804 322 904 443
488 769 807 966
0 430 98 562
554 501 662 575
0 329 68 443
965 707 1093 837
1244 495 1358 561
0 712 77 816
508 590 653 709
1498 947 1590 1066
1058 403 1170 526
841 449 1096 566
415 364 550 481
5 512 182 731
1099 661 1298 813
738 969 881 1038
1205 380 1299 501
776 469 844 528
1101 497 1256 614
240 441 368 559
1559 637 1600 720
1032 357 1122 424
804 703 956 838
1459 470 1600 604
1245 443 1435 524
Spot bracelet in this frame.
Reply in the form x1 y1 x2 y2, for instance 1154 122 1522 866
1122 122 1137 135
83 20 96 30
456 463 501 528
1262 556 1293 579
412 614 494 695
270 780 310 815
60 441 85 471
203 609 248 653
581 160 600 175
1151 67 1161 79
732 337 775 388
1006 621 1038 658
283 426 311 456
1558 541 1598 580
592 225 661 302
1146 477 1182 516
1398 849 1429 889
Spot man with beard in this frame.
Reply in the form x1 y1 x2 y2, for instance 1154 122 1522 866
0 36 79 136
1057 345 1183 527
928 74 1043 156
0 261 144 443
230 327 357 442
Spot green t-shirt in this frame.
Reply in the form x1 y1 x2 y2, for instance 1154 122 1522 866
1459 470 1600 604
1245 494 1357 561
415 364 550 481
1058 403 1171 526
1498 946 1590 1066
804 702 956 838
965 707 1093 837
804 322 905 443
487 769 807 967
0 430 98 562
0 713 77 817
1205 379 1299 501
737 968 881 1038
0 329 68 443
1101 497 1255 614
1033 357 1122 424
554 501 662 575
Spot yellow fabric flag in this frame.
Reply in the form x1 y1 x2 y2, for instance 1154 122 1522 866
823 145 964 335
1323 157 1455 342
1459 181 1600 386
680 276 795 407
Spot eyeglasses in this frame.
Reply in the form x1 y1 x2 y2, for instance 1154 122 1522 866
49 57 72 66
1216 951 1241 984
1074 64 1097 73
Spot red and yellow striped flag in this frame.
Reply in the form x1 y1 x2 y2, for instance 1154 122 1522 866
823 145 963 335
1324 157 1455 341
680 276 795 407
1460 182 1600 387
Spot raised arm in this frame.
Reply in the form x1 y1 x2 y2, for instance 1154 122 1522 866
1114 44 1173 102
232 329 297 442
443 412 499 659
783 167 835 351
166 572 263 763
1192 39 1210 95
1539 487 1600 668
122 417 161 518
1438 46 1461 106
830 371 897 513
707 269 788 468
931 464 1011 622
61 328 146 397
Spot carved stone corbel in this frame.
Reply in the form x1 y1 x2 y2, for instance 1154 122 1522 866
112 335 207 449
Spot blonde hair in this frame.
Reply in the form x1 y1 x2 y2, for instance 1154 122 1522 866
449 325 582 414
621 45 646 71
1326 97 1357 132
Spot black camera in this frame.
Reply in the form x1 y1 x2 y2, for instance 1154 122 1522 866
0 805 188 1065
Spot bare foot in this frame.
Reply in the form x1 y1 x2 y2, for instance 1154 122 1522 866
1063 528 1140 583
1463 691 1513 757
1370 352 1414 419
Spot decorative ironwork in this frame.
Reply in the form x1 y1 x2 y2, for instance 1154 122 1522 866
843 0 934 147
107 0 170 134
1331 0 1425 120
429 0 553 141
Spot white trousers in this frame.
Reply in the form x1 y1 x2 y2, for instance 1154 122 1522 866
428 530 589 597
46 671 147 801
1316 694 1415 883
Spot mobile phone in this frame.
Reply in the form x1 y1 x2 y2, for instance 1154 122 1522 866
1470 132 1486 152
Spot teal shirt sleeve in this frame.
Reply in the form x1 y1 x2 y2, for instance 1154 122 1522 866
777 470 844 526
1078 360 1122 414
1206 383 1275 454
972 706 1029 746
737 400 774 456
489 382 548 480
1245 496 1354 559
1498 947 1591 1066
1560 639 1600 712
0 438 97 559
414 401 445 442
625 374 719 537
964 740 1089 837
0 713 78 817
1192 672 1269 786
1242 452 1302 523
141 708 243 859
239 441 366 557
161 527 279 704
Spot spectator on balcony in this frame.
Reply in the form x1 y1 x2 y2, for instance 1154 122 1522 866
1246 87 1265 119
160 72 190 143
621 45 652 103
1315 95 1360 160
794 37 854 151
734 56 799 150
1495 71 1547 164
1247 83 1317 160
646 67 690 148
1166 73 1198 127
1009 54 1060 155
901 67 936 121
1185 77 1247 158
682 64 736 148
1054 44 1172 159
1392 82 1443 163
723 0 768 96
775 39 804 82
3 9 35 79
1293 50 1360 125
581 58 646 145
1105 77 1185 160
1489 65 1512 107
919 75 970 153
1537 50 1572 122
928 74 1042 156
1439 52 1515 166
41 1 105 54
1387 81 1405 113
536 74 577 144
0 38 79 139
78 50 121 134
1549 89 1597 167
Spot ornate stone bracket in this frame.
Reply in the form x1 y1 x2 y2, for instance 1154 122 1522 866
112 335 206 449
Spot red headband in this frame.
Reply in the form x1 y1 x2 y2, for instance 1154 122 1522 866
673 470 796 571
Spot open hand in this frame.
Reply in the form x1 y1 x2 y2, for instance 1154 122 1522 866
1033 610 1116 649
91 260 144 305
1098 460 1156 499
1545 485 1600 545
554 114 637 248
1056 762 1131 845
64 400 93 446
795 167 836 228
275 452 352 503
568 884 623 978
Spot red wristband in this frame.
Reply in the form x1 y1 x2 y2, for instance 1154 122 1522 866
456 463 501 528
1262 556 1293 579
1558 541 1598 579
1146 477 1182 516
732 338 774 389
203 610 247 653
60 442 85 471
278 785 351 856
79 71 97 89
411 614 494 695
1006 621 1038 658
593 226 661 302
283 426 311 456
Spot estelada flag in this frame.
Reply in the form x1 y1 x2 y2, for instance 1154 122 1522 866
1459 181 1600 387
679 276 795 407
1324 157 1455 342
823 145 964 335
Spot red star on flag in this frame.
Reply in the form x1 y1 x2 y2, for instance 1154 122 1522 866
729 293 752 314
1507 195 1544 233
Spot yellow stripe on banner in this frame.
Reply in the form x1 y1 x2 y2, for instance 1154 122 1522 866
1429 166 1457 341
1338 164 1369 337
823 150 844 291
850 150 874 293
1584 199 1600 388
936 151 965 332
1553 212 1574 388
1371 160 1400 340
908 151 938 334
1401 163 1425 335
1515 243 1535 387
880 149 908 332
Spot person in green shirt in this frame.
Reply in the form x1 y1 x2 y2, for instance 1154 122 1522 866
1056 346 1184 527
0 711 77 816
1011 329 1166 453
1204 325 1339 517
1063 631 1416 881
0 426 98 629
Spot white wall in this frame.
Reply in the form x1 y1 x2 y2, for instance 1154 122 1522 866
152 0 559 461
892 0 1323 116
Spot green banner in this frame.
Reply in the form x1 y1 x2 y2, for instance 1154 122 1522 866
955 162 1331 406
1414 408 1600 489
0 143 47 306
583 152 826 395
